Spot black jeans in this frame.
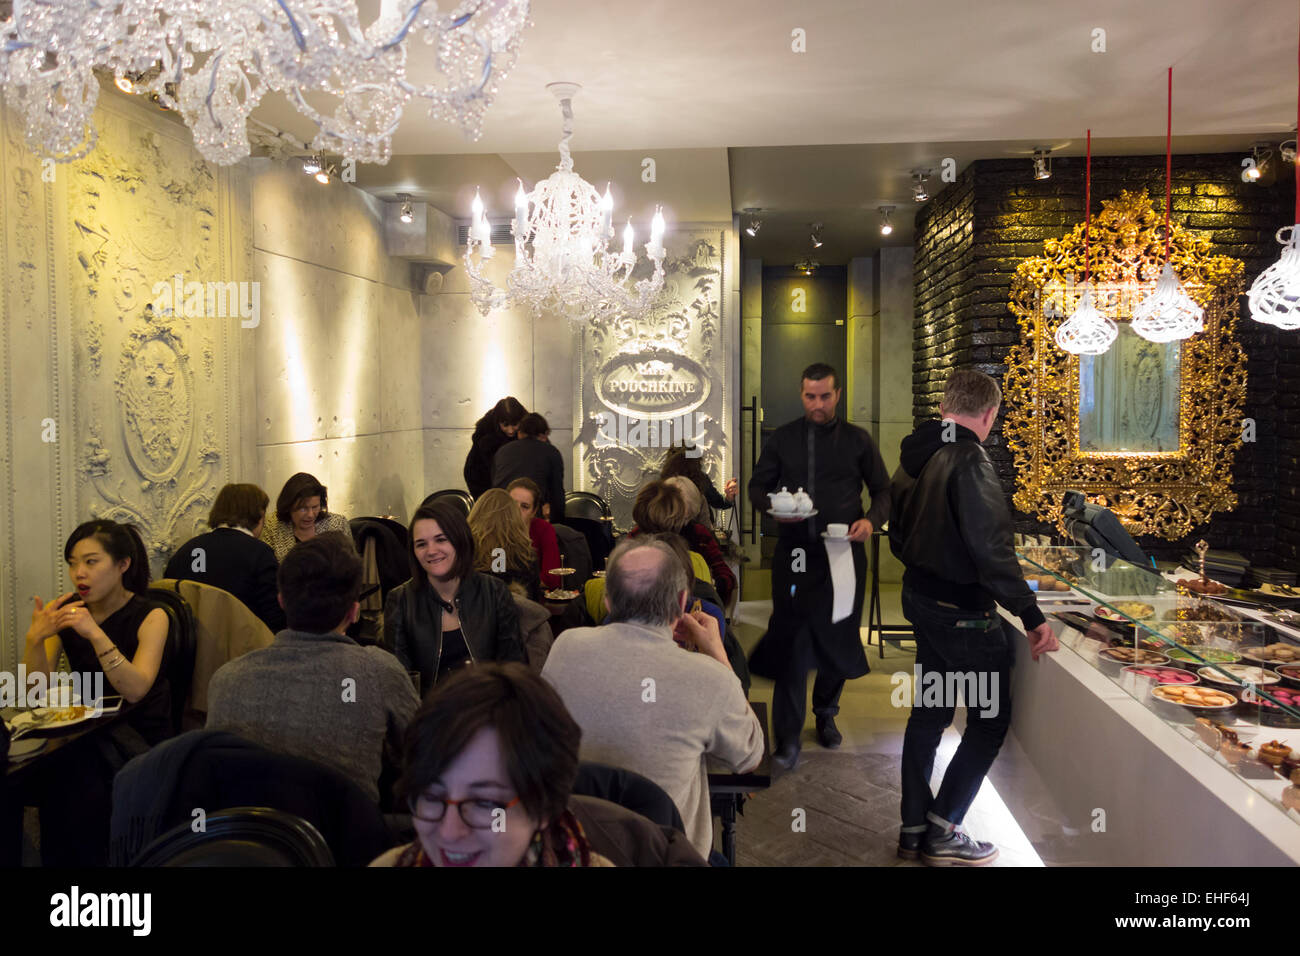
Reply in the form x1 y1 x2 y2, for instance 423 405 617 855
899 586 1014 831
770 625 845 748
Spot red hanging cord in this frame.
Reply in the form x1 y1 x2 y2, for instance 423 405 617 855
1170 66 1180 264
1295 10 1299 224
1085 128 1091 284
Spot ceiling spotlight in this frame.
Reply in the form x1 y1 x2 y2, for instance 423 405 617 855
398 194 414 224
1033 148 1052 181
794 256 819 276
302 153 322 175
810 222 824 248
911 170 930 203
315 163 336 185
878 205 895 236
1281 140 1298 164
1244 143 1273 182
114 72 134 94
742 208 762 237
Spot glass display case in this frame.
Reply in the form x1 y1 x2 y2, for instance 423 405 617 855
1017 545 1300 822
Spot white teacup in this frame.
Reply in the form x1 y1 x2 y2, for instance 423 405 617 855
827 522 849 538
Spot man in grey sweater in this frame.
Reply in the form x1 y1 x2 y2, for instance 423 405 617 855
206 534 419 804
542 538 764 859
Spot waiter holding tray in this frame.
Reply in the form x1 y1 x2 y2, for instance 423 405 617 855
748 362 891 769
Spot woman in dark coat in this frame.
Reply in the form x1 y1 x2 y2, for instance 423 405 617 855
463 397 527 499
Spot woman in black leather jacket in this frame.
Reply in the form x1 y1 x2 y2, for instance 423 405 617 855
384 501 526 697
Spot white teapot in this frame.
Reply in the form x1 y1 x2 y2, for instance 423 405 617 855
792 487 814 515
770 486 795 513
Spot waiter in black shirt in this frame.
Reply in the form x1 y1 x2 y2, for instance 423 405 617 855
748 363 891 769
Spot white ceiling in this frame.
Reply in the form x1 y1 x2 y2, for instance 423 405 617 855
250 0 1300 263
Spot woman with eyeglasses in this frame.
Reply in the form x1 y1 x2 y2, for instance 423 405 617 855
371 662 612 867
260 472 354 562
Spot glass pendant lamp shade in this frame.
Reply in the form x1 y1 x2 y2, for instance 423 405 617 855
1131 263 1204 343
1055 281 1118 354
1249 226 1300 330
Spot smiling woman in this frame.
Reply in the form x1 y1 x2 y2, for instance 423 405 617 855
383 501 526 697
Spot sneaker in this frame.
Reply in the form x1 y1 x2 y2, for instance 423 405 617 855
897 830 925 861
921 828 999 867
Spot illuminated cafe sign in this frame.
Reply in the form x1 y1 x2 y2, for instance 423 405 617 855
595 350 711 419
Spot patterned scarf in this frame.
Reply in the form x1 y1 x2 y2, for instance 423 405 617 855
394 810 592 868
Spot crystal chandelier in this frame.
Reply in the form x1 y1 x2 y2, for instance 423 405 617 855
1249 16 1300 329
1132 67 1202 344
0 0 532 166
1056 130 1118 355
464 82 666 324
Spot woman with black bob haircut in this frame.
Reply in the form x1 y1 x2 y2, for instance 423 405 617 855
463 396 527 499
15 519 173 864
261 471 354 561
371 662 610 867
383 500 525 697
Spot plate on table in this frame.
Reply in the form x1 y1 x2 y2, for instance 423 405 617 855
543 589 580 602
8 704 96 733
7 738 47 761
768 510 817 520
1095 602 1155 623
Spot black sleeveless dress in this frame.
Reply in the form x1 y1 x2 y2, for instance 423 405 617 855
59 594 174 745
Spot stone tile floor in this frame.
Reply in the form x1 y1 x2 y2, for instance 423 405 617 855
727 593 1071 867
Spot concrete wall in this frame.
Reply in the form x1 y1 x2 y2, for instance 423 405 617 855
249 162 577 522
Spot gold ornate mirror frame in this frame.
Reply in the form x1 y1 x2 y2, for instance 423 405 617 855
1003 190 1247 540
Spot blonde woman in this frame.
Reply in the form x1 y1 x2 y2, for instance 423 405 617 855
468 489 542 602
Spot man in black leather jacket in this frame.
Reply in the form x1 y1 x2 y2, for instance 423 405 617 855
889 369 1057 867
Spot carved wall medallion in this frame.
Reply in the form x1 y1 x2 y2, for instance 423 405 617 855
1003 190 1247 540
577 232 729 526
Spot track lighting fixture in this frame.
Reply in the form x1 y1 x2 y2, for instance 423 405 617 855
1033 148 1052 181
399 194 414 224
878 205 895 236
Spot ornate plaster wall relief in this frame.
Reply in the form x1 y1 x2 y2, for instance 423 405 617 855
1003 190 1247 540
577 231 730 526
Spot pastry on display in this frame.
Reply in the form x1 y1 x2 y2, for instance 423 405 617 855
1221 739 1253 767
1243 643 1300 665
1164 645 1241 666
1099 647 1168 665
1157 622 1205 645
1026 574 1071 591
1176 577 1229 595
1095 601 1156 622
1259 740 1292 767
1122 665 1197 684
1152 685 1237 709
1161 601 1240 623
1196 664 1281 691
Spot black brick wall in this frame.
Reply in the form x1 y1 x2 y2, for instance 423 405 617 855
912 154 1295 568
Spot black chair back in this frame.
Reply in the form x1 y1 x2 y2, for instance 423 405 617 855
558 515 614 570
564 491 610 521
110 730 393 866
572 762 685 832
132 808 335 867
420 489 474 518
144 586 197 736
551 523 593 588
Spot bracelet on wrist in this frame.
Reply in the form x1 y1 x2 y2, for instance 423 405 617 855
97 645 119 659
104 654 127 672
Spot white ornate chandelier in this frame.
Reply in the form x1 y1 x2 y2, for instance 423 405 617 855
1132 67 1202 344
1249 18 1300 329
0 0 531 166
465 82 666 323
